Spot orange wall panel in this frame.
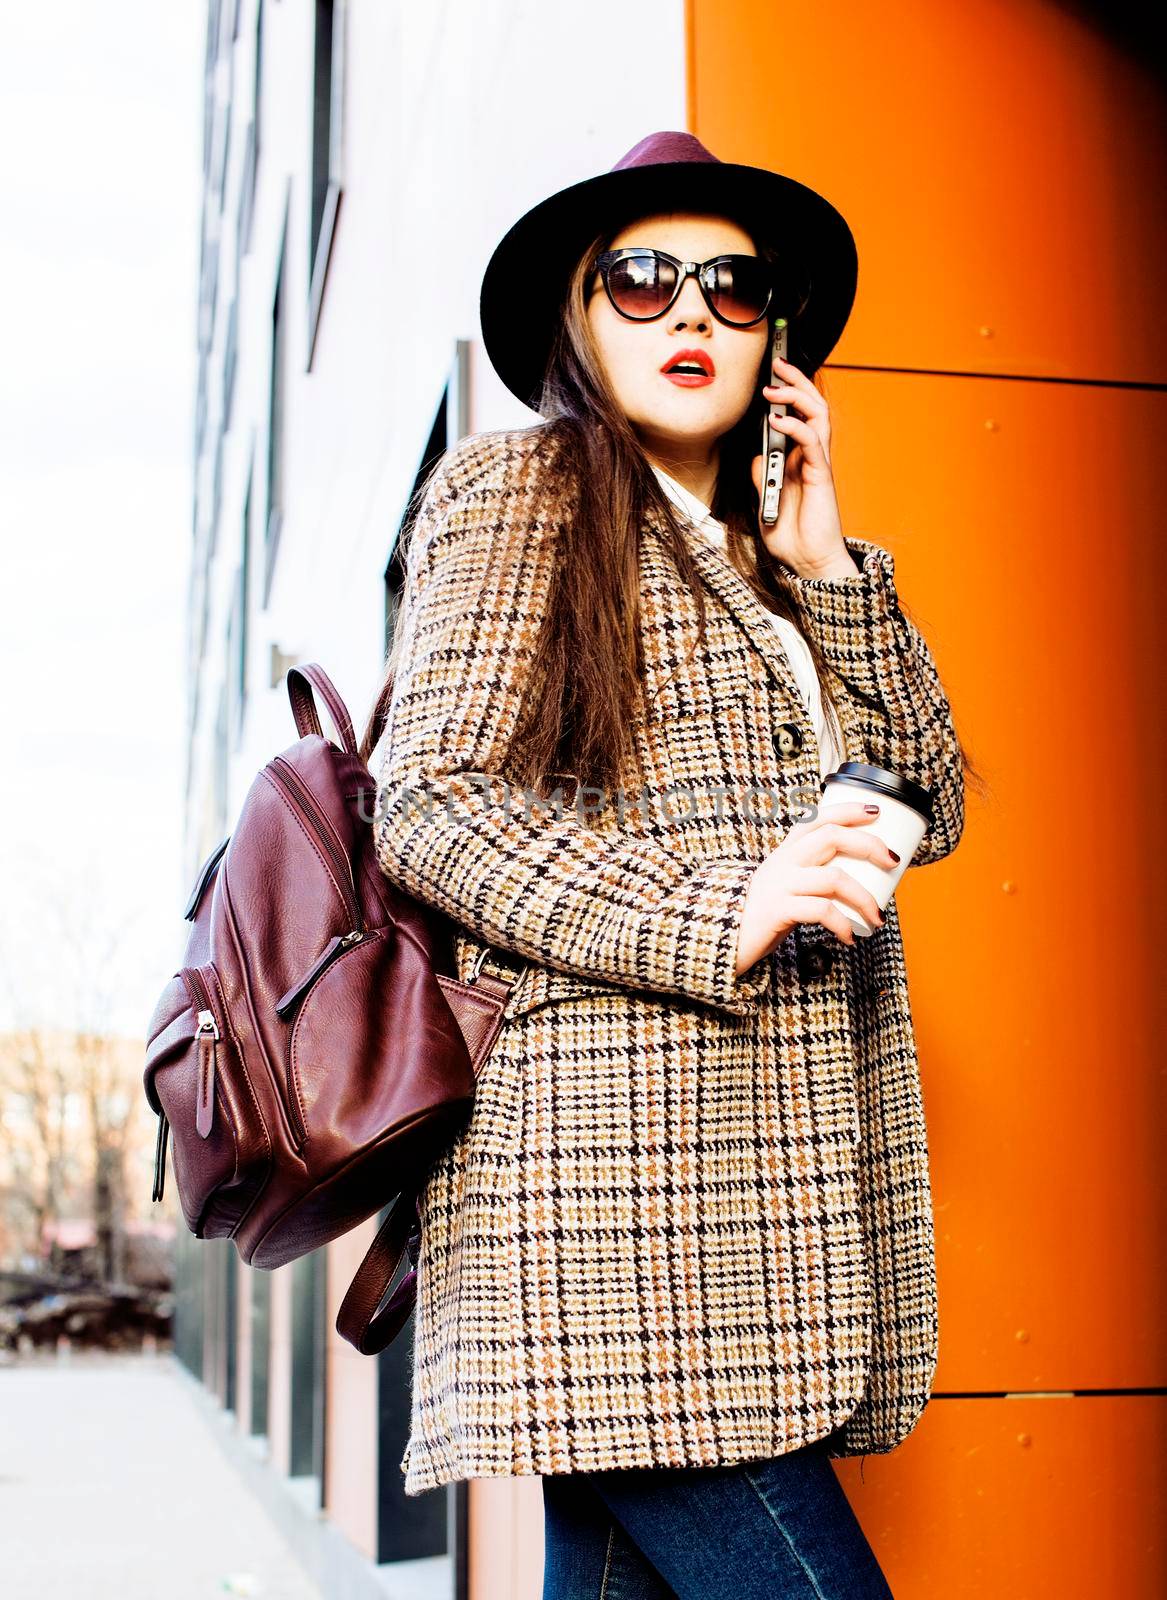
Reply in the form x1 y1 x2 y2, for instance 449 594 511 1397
835 1395 1167 1597
690 1 1167 1591
817 368 1167 1389
689 0 1167 384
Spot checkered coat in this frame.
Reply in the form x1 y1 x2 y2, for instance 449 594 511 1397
373 424 965 1496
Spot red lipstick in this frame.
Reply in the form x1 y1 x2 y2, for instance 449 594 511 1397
660 347 715 387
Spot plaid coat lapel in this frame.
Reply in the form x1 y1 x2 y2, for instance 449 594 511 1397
641 502 864 768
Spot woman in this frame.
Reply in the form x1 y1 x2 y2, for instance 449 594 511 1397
370 131 973 1598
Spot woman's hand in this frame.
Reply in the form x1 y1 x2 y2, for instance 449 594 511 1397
750 353 860 580
734 802 900 975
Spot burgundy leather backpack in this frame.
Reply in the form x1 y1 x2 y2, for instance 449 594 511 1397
143 663 523 1355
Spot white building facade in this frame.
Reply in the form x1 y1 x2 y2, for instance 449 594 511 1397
183 2 689 1595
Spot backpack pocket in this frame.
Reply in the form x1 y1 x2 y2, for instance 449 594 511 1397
286 925 475 1168
143 964 246 1235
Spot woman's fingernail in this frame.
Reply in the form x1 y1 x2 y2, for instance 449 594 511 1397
888 848 901 863
864 804 880 813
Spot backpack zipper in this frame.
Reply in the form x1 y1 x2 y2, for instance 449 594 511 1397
268 756 364 932
275 928 367 1020
183 966 224 1139
194 1007 219 1139
184 962 308 1150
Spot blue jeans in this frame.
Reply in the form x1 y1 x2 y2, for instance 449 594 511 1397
541 1437 895 1599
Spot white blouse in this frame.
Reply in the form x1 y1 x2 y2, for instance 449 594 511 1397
650 463 844 784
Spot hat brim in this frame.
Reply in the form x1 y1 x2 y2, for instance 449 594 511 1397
479 159 858 415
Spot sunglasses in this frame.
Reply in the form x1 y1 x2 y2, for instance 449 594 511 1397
590 248 782 328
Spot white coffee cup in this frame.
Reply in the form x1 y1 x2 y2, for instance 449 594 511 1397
818 762 934 936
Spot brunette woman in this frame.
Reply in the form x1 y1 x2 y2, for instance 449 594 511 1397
369 131 973 1599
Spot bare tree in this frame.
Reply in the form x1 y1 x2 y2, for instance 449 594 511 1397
0 1023 72 1262
0 874 145 1281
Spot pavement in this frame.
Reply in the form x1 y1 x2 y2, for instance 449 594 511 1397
0 1348 323 1600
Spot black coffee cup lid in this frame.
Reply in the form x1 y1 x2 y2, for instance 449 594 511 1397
823 761 934 822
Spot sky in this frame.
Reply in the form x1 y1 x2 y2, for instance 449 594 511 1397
0 2 203 1040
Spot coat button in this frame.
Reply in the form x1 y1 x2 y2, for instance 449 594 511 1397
796 942 835 980
773 722 803 760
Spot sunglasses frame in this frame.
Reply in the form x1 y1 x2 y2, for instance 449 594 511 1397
590 247 777 329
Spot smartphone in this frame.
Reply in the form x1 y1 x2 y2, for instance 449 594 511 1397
760 317 789 527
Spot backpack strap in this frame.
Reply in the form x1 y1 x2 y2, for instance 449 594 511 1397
334 963 519 1354
287 663 359 756
335 1190 421 1355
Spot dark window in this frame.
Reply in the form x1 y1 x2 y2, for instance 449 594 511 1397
222 298 238 432
226 582 240 741
194 349 208 464
215 59 232 212
223 1247 237 1414
254 0 264 156
238 121 256 255
382 391 447 661
307 0 345 365
204 0 231 214
210 439 222 546
376 1198 452 1564
202 0 221 175
174 1229 206 1381
382 344 471 658
196 551 211 675
197 228 219 354
250 1268 271 1439
237 0 262 256
289 1250 326 1491
213 681 229 837
265 205 288 605
187 537 206 779
210 428 224 561
231 461 252 746
367 386 471 1482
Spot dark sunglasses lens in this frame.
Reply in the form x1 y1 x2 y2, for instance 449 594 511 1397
707 257 772 324
606 252 678 318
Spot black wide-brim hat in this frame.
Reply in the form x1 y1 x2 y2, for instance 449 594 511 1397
479 130 858 415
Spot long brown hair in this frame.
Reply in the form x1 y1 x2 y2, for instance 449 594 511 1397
363 220 985 826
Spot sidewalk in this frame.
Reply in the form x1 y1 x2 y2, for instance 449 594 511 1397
0 1349 323 1600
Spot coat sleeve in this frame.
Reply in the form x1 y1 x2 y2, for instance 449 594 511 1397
785 536 965 867
373 443 773 1017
